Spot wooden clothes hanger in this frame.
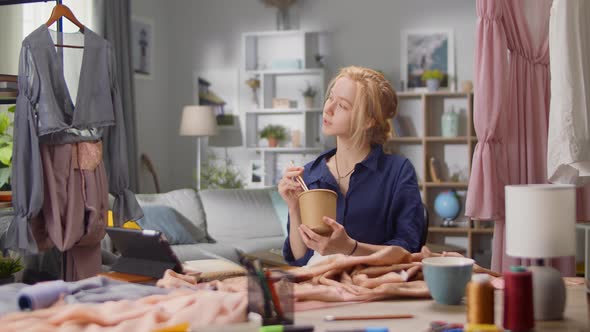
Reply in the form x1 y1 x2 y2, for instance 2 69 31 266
45 4 85 49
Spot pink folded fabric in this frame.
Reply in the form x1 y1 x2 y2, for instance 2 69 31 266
285 246 499 304
0 288 247 332
0 246 502 331
160 246 501 309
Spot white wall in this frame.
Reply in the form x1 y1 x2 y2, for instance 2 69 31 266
132 0 476 191
0 5 22 75
130 0 172 193
0 0 98 76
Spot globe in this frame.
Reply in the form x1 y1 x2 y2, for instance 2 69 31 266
434 191 461 226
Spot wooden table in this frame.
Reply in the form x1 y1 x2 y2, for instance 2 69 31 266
195 285 588 331
293 285 588 332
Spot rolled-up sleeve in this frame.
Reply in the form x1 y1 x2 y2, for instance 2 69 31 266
383 160 424 253
103 44 142 226
5 44 43 253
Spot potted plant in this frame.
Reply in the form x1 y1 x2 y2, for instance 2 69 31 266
300 82 318 109
201 151 245 189
0 256 23 284
0 106 14 202
421 69 445 92
245 77 261 108
260 124 287 148
261 0 297 30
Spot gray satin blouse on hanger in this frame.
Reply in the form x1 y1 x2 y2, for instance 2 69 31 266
5 25 143 254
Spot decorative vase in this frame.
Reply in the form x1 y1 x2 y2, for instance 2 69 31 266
268 137 278 148
250 87 260 108
304 96 314 109
291 129 301 147
276 8 290 30
426 79 440 92
441 107 459 137
461 80 473 93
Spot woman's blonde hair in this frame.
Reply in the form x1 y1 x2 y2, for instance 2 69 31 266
325 66 398 147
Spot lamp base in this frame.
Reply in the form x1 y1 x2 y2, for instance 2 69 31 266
528 266 566 320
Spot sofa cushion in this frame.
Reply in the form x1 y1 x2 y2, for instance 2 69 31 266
136 205 196 245
199 188 284 241
135 189 210 243
269 190 289 236
229 236 285 254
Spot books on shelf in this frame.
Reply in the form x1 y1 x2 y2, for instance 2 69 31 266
0 74 17 83
0 82 17 90
0 90 17 100
0 75 18 101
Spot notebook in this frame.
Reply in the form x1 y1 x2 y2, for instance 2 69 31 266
183 259 246 281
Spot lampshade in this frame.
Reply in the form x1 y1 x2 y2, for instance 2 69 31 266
179 105 218 136
505 184 576 258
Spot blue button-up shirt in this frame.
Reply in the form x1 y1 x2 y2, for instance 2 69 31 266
283 145 425 266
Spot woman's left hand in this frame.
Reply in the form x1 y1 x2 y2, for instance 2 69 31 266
298 216 356 256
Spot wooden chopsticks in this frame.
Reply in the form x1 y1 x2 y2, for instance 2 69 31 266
289 161 309 191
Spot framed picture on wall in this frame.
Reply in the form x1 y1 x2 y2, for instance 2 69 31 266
401 29 455 91
249 159 264 187
131 16 154 79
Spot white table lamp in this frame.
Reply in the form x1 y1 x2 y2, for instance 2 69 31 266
505 184 576 320
179 105 218 190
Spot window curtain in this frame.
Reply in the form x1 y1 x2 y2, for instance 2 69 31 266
467 0 576 276
548 0 590 223
98 0 139 192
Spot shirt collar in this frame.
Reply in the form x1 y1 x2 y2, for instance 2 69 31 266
306 148 336 185
361 144 383 172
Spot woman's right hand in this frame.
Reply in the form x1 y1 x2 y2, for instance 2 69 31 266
278 166 305 210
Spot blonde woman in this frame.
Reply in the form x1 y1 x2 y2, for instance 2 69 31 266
279 66 424 266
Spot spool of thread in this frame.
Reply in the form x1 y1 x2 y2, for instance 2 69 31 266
466 273 494 324
17 280 69 310
503 266 534 331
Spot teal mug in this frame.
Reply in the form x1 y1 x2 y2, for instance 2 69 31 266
423 256 474 305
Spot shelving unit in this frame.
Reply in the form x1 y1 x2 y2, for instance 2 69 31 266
0 91 17 105
241 30 328 186
385 91 492 264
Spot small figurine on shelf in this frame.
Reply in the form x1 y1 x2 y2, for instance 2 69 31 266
461 80 473 93
260 124 287 148
429 157 442 183
300 82 318 109
245 77 261 108
314 53 325 68
448 164 467 183
261 0 297 30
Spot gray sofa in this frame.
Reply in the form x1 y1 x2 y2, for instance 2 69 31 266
131 188 288 263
